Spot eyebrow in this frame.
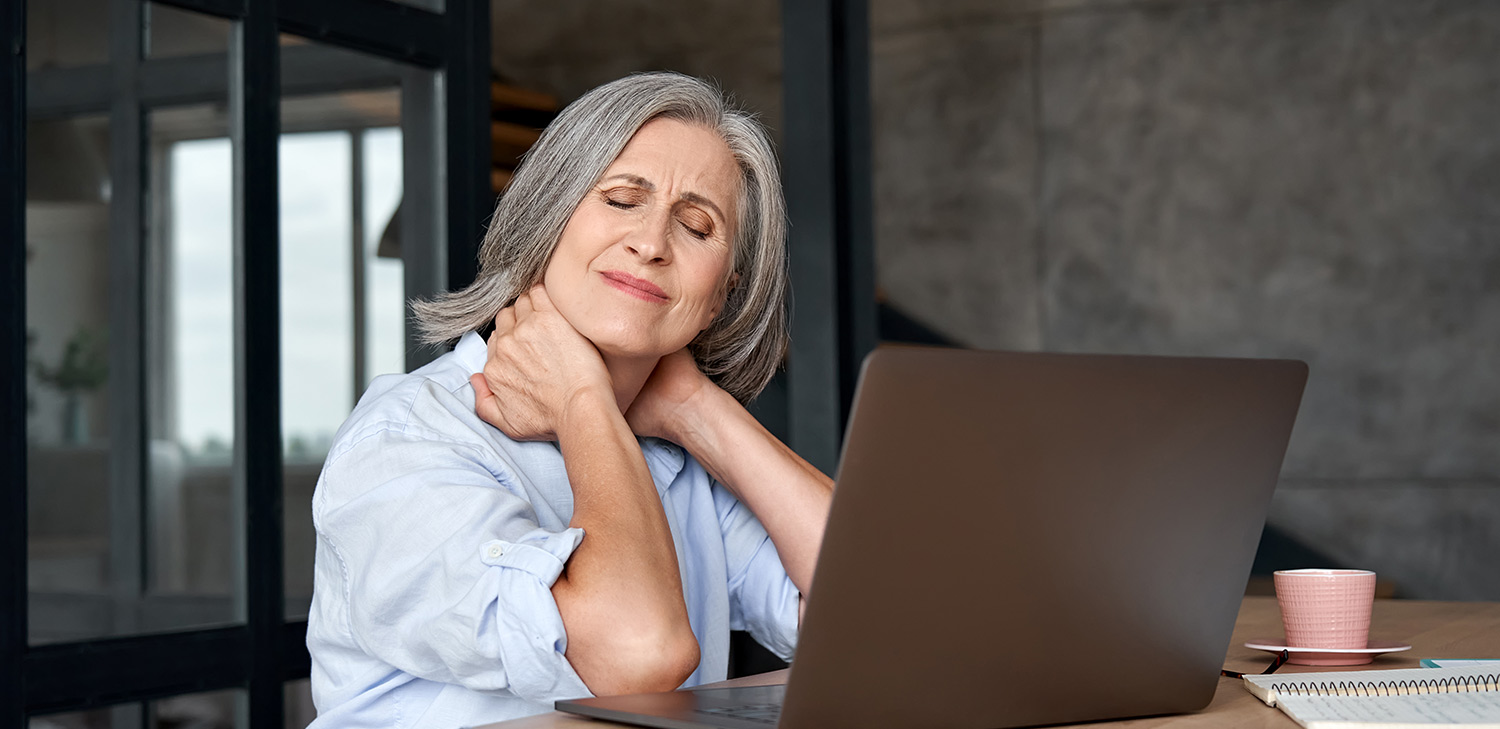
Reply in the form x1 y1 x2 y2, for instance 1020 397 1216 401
602 173 727 224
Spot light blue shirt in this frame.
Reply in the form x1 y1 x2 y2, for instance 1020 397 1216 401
306 332 801 729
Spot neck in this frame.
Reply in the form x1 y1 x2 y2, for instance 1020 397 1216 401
600 352 659 415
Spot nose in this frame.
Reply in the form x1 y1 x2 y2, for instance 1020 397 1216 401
623 207 672 264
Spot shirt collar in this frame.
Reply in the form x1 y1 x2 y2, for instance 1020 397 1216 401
643 437 686 474
640 437 688 495
454 331 488 375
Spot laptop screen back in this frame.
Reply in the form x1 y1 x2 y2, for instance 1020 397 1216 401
777 347 1306 729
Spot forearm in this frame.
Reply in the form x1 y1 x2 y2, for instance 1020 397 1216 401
673 388 833 597
551 391 698 694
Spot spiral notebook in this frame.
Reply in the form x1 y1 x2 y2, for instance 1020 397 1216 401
1244 665 1500 728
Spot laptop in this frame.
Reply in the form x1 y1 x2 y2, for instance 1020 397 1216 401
558 346 1308 729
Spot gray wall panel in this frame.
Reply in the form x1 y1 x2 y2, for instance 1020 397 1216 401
1038 0 1500 483
871 21 1043 351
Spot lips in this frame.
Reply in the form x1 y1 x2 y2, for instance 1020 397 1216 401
600 270 669 302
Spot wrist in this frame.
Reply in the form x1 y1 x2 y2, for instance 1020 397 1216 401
669 383 736 451
557 383 622 440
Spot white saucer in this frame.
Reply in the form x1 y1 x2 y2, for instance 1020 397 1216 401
1245 638 1412 666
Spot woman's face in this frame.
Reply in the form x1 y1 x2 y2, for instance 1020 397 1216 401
543 117 740 362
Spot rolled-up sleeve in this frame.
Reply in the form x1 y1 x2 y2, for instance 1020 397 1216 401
713 483 800 662
314 426 592 704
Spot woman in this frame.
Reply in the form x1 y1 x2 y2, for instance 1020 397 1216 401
306 72 833 728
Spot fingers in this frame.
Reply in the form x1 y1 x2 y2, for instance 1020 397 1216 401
492 305 517 338
470 373 503 427
528 284 555 312
487 316 509 364
470 372 492 400
472 372 554 442
513 289 535 321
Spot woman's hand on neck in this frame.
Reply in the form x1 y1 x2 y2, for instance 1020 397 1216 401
470 287 618 442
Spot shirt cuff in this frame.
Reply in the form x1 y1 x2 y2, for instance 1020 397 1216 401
737 538 801 662
478 526 584 587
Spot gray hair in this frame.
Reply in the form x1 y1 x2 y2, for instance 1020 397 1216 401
412 72 788 404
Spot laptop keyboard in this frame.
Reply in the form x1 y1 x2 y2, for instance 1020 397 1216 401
699 703 782 724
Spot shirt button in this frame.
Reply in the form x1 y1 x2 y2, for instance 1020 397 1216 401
486 544 504 559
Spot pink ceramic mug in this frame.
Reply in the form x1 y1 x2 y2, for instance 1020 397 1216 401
1273 568 1376 650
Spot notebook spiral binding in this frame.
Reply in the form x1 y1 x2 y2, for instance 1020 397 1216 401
1271 673 1500 698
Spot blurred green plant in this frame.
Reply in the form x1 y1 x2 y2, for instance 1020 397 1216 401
32 325 109 394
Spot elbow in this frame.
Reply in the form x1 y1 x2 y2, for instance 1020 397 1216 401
585 626 701 696
641 627 702 692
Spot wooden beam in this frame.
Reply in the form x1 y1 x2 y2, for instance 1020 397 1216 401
490 81 558 112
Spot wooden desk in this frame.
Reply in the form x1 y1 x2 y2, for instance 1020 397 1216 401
480 596 1500 728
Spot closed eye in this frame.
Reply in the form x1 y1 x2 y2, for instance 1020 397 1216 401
600 186 646 210
677 209 715 240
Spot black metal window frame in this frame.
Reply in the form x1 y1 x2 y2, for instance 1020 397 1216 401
3 0 871 725
142 120 407 462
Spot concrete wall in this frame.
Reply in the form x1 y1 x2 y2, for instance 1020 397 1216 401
871 0 1500 600
491 0 1500 600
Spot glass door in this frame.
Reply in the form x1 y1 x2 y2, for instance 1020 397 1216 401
5 0 490 726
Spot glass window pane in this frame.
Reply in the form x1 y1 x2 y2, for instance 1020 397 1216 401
280 37 430 619
29 2 244 645
25 114 113 645
285 680 315 729
145 2 231 60
151 689 244 729
148 2 299 60
280 130 354 462
391 0 445 12
146 104 239 624
31 705 141 729
166 135 235 464
27 0 110 70
363 127 406 382
30 690 246 729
